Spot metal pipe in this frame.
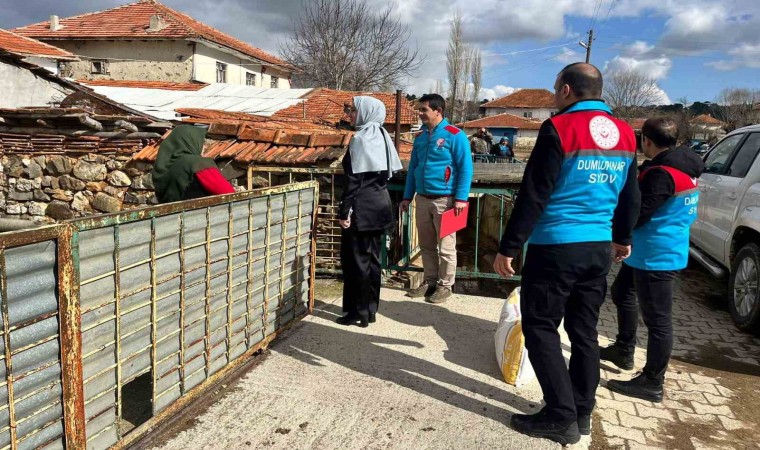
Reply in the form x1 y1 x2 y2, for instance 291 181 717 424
0 218 40 232
394 89 402 150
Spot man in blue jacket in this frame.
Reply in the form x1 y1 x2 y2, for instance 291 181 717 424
401 94 473 304
494 63 641 445
602 117 705 402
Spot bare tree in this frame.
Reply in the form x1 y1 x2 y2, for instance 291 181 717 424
603 69 663 118
714 87 760 132
281 0 422 91
469 48 482 120
446 11 466 122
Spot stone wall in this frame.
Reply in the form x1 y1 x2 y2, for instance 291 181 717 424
0 153 157 223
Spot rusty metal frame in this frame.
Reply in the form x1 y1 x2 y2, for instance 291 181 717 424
0 180 318 450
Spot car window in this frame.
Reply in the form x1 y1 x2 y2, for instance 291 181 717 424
704 134 745 174
726 133 760 178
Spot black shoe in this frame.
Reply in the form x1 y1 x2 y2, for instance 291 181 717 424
407 283 436 298
426 286 452 304
368 312 376 323
336 314 360 326
577 414 591 436
510 411 580 445
606 373 663 403
358 316 369 328
600 343 634 370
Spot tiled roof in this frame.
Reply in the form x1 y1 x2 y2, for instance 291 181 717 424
459 113 543 130
483 89 556 109
13 0 289 68
133 120 352 166
691 114 723 125
78 79 208 91
274 88 418 126
626 118 647 130
177 108 336 131
0 28 76 60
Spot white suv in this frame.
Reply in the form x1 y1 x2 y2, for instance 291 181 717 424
690 124 760 334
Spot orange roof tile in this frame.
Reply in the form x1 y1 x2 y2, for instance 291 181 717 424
13 0 289 68
483 89 556 109
459 113 543 130
177 109 336 131
0 27 76 60
79 79 207 90
273 88 418 126
691 114 723 125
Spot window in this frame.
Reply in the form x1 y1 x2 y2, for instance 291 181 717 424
216 62 227 83
90 60 108 74
726 133 760 178
246 72 256 86
270 76 279 88
523 111 533 118
704 134 745 174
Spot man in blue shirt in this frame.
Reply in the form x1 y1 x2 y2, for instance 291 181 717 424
401 94 473 303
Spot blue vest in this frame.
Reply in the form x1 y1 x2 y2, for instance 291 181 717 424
530 101 638 245
626 166 699 271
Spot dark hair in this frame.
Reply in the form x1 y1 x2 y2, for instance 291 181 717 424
558 63 603 98
642 117 678 148
419 93 446 113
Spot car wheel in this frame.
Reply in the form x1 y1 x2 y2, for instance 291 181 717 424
728 242 760 334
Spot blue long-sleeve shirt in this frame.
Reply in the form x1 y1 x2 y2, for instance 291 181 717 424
403 119 473 201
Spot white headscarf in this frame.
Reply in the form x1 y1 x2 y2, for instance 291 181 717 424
349 96 403 179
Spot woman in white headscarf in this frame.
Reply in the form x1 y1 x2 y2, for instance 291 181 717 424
336 96 403 327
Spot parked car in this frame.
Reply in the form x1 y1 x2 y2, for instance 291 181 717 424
690 141 710 155
689 124 760 333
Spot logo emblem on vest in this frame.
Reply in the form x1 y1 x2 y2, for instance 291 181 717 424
589 116 620 149
436 138 445 148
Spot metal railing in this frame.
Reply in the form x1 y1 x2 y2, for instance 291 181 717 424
0 181 318 450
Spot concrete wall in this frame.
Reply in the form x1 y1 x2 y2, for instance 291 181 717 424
22 57 59 75
485 107 556 119
0 60 73 108
55 39 194 81
193 42 291 88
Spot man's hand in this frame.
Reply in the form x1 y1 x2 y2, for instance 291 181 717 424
338 218 351 229
493 253 515 278
612 243 631 262
454 201 467 216
400 200 411 213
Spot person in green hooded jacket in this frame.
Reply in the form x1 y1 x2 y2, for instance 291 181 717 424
152 125 235 203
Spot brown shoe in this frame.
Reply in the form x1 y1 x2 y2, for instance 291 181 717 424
407 283 436 298
426 286 452 304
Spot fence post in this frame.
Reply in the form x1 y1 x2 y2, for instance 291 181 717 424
58 224 87 449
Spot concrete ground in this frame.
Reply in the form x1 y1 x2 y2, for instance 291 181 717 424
143 263 760 450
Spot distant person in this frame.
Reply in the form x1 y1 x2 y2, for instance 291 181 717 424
336 96 403 327
401 94 473 303
493 63 640 445
491 137 514 158
469 127 493 155
602 117 705 402
152 125 235 203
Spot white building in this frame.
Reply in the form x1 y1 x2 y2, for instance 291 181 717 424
13 0 292 88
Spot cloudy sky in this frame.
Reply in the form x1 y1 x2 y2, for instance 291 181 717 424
3 0 760 104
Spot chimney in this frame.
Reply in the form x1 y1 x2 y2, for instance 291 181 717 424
49 15 61 31
148 15 167 32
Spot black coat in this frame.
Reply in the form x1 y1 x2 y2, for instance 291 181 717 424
338 152 394 231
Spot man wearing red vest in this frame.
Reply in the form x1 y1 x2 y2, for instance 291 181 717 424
602 117 705 401
494 63 640 445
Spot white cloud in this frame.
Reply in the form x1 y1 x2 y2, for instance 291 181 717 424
605 54 673 80
706 43 760 71
480 85 517 101
554 47 583 64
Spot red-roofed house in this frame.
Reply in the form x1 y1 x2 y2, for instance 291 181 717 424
13 0 292 88
0 27 77 74
482 88 557 120
273 88 419 133
459 113 543 148
690 114 725 140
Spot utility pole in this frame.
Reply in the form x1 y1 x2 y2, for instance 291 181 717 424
579 29 594 63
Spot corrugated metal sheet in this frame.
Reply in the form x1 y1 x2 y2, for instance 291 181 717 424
0 241 65 450
0 181 317 450
82 84 313 121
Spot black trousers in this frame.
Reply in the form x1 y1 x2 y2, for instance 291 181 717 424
611 263 676 382
521 242 611 424
340 227 383 317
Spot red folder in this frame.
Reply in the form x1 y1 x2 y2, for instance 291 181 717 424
439 203 469 239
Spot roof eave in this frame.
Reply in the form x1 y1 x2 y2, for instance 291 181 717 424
191 37 292 73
